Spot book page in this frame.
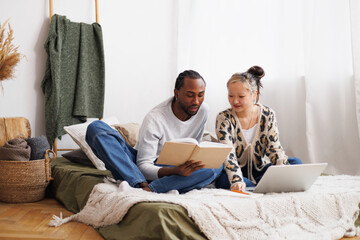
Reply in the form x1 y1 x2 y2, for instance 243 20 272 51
156 139 232 168
169 138 199 145
198 141 231 148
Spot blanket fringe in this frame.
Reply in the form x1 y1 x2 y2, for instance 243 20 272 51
103 176 120 185
49 212 74 227
343 226 360 237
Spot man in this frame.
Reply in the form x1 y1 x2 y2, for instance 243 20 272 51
85 70 223 193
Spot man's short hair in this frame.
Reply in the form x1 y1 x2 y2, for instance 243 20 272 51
175 70 205 90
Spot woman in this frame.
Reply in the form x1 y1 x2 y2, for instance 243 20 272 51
215 66 301 192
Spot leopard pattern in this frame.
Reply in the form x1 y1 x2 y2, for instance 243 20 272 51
216 104 288 187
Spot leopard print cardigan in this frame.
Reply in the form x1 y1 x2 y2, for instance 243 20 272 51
215 104 288 186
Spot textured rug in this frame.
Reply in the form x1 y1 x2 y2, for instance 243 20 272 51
50 175 360 240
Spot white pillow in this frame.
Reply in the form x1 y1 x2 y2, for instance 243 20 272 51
64 117 119 170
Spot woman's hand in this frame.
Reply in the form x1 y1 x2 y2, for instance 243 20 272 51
231 182 246 192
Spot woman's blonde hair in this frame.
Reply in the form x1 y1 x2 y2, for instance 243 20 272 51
227 65 265 103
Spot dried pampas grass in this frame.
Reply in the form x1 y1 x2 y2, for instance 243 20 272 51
0 19 25 92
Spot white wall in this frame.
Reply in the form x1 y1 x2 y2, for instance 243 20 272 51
1 0 360 176
0 0 176 149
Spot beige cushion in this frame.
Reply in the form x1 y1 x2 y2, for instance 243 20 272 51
112 123 140 147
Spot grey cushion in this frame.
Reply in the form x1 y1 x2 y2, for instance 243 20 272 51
62 149 95 167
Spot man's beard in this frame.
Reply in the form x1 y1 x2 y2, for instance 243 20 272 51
179 101 200 117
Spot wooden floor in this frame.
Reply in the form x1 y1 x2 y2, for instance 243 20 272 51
0 198 103 240
0 197 359 240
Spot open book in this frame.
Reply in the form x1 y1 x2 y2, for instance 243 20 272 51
156 138 232 168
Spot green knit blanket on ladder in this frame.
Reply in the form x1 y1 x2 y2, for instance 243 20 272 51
41 14 105 147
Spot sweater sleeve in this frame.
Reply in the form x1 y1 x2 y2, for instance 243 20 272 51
264 109 288 165
136 114 162 180
216 111 244 187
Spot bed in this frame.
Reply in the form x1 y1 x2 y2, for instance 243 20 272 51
49 157 207 240
49 156 360 240
48 119 360 240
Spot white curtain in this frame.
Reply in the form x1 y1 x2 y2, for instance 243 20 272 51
173 0 360 175
351 0 360 163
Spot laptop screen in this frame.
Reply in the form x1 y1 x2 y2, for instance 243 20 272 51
247 163 328 194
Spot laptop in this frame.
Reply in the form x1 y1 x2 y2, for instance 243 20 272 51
246 163 328 194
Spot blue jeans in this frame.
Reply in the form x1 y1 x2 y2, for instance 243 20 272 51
86 120 223 193
215 157 302 188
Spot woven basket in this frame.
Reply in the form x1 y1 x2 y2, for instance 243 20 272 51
0 149 56 203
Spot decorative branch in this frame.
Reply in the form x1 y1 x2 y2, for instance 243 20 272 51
0 19 25 93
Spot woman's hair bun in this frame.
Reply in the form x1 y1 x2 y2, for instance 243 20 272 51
247 65 265 79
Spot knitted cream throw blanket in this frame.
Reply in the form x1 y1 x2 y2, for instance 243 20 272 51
50 175 360 240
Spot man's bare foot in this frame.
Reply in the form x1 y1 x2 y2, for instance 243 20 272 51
142 186 152 192
139 182 152 192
